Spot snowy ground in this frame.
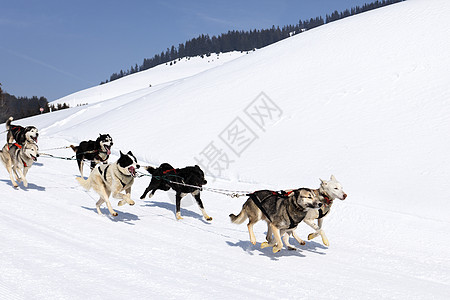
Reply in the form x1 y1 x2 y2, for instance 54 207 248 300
1 0 450 299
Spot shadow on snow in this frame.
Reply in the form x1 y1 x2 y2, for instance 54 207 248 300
81 206 140 225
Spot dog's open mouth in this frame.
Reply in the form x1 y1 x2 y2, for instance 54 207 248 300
32 136 38 143
104 145 111 155
128 166 137 177
30 154 37 162
307 203 322 209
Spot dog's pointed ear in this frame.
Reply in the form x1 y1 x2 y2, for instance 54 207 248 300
120 151 124 156
330 175 336 181
320 178 326 185
127 151 133 156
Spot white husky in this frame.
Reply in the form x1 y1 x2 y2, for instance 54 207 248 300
281 175 347 248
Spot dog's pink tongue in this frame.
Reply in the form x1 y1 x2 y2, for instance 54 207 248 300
107 149 111 155
129 166 136 176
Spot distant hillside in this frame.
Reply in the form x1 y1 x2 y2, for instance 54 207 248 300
0 83 70 123
103 0 405 84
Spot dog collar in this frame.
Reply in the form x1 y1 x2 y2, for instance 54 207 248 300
319 190 333 205
323 194 332 205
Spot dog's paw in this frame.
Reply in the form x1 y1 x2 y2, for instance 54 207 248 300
308 233 316 240
287 245 297 251
176 213 183 220
261 242 270 249
205 216 212 221
272 245 282 253
319 230 329 246
111 212 118 217
118 200 125 206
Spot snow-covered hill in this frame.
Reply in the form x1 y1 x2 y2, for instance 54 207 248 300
52 52 246 107
1 0 449 299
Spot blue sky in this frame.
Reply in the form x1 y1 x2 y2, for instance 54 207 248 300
1 0 372 101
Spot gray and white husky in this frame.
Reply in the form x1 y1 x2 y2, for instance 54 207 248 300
230 188 322 253
76 151 140 216
0 141 39 188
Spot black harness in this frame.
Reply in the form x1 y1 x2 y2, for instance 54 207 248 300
318 209 329 219
248 192 274 222
97 164 128 188
317 191 333 219
248 190 300 225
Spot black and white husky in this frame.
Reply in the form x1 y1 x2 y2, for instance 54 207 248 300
0 141 39 188
70 134 113 177
6 117 39 145
76 151 139 217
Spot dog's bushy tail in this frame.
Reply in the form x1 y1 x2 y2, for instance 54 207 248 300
229 208 248 224
76 176 91 191
70 145 78 152
144 166 156 174
5 117 13 130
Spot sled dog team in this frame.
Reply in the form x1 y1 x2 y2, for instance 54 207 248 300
1 117 347 253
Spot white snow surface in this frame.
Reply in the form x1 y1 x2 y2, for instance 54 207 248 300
1 0 450 299
52 52 246 107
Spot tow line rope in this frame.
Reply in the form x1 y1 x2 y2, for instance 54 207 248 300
38 151 252 199
39 146 72 151
39 153 93 164
40 152 77 161
135 170 251 198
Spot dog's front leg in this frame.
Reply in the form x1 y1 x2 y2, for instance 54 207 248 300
140 180 158 199
139 186 151 199
16 167 28 187
96 198 106 215
282 232 297 250
317 218 324 229
97 187 117 217
270 223 283 253
265 223 274 244
175 192 185 220
6 164 18 188
304 218 329 246
261 223 277 249
118 187 135 206
193 192 212 221
12 165 21 181
291 230 306 246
